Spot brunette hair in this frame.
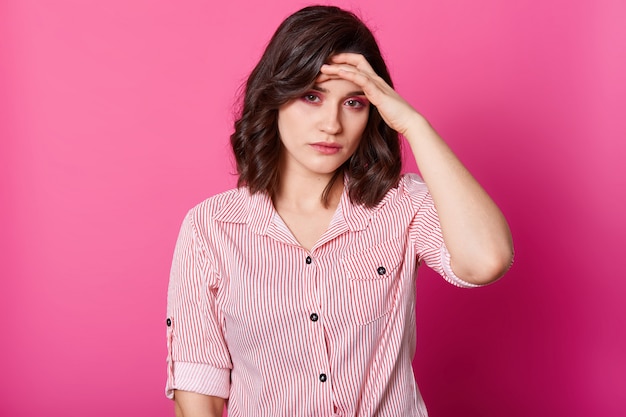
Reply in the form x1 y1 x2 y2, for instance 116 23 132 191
230 5 401 207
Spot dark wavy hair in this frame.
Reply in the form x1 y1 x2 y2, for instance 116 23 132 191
230 5 401 207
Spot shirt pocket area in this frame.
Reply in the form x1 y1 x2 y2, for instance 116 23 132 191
343 237 405 325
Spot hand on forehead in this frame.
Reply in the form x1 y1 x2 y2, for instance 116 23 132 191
316 53 374 85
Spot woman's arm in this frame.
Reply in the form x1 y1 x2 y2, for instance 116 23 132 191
320 53 513 285
399 114 513 284
173 390 225 417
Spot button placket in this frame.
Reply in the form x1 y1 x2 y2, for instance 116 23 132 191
306 255 320 322
306 256 320 321
305 251 331 392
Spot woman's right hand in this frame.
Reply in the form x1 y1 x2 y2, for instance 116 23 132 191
173 390 225 417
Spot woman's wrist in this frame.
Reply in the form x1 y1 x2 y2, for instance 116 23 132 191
401 112 437 148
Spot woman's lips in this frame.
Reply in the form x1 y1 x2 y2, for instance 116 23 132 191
310 142 342 155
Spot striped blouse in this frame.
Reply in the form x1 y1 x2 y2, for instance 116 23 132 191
165 173 479 416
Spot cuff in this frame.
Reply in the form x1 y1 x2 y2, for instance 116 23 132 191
439 244 483 288
165 361 231 400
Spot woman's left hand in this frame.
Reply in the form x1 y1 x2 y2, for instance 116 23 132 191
319 53 421 136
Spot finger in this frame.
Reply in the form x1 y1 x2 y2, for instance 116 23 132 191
328 53 376 74
314 72 344 83
320 64 365 84
322 67 383 102
321 64 381 92
319 63 347 75
320 63 365 78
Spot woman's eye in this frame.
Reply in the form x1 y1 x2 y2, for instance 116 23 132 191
345 99 365 108
303 94 321 103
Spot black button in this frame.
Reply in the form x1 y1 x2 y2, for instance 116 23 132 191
310 313 319 322
166 318 172 327
306 256 312 264
319 373 327 382
377 266 386 275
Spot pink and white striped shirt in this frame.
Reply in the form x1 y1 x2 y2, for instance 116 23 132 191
165 173 479 416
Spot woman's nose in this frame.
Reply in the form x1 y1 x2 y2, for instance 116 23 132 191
318 104 342 134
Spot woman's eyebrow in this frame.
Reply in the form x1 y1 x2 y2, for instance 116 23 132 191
312 84 366 96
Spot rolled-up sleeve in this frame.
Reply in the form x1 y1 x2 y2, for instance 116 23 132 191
165 210 232 399
405 174 482 288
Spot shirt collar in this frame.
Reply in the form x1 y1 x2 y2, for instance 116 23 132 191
211 181 389 234
339 187 374 232
211 187 274 234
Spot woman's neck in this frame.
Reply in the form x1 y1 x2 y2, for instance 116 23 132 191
272 170 344 251
273 170 344 212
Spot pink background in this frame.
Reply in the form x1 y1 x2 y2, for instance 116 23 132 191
2 0 625 415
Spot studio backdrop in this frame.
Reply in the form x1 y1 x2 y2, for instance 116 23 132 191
1 0 624 416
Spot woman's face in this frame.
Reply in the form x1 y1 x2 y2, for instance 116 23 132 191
277 77 370 179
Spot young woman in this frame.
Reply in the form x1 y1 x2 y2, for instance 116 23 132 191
166 5 513 416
